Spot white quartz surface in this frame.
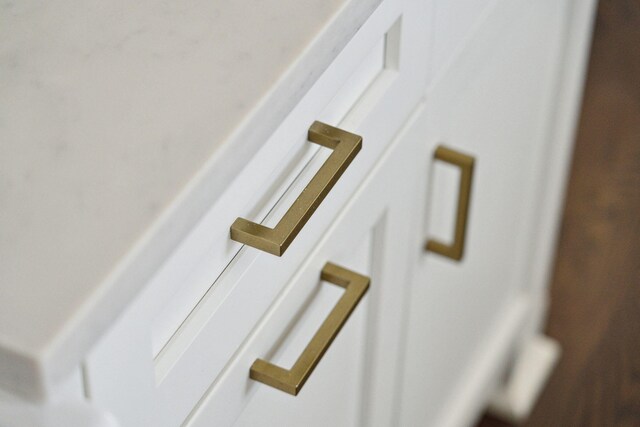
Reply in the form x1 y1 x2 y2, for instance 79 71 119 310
0 0 380 398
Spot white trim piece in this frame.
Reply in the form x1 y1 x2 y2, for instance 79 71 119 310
487 335 561 424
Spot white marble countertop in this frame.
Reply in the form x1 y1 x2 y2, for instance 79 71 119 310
0 0 381 399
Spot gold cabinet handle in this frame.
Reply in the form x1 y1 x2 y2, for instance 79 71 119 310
250 262 369 395
230 122 362 256
425 145 475 261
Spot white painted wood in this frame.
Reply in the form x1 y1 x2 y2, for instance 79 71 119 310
515 0 599 299
48 368 85 404
0 386 118 427
230 234 373 427
487 335 561 423
0 403 119 427
398 0 580 425
428 295 531 427
428 0 495 85
0 367 91 426
82 1 431 425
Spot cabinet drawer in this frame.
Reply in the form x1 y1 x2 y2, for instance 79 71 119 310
82 1 428 426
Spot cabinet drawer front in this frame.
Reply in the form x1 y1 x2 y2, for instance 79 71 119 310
82 0 428 425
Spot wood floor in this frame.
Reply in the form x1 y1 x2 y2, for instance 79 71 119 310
477 0 640 426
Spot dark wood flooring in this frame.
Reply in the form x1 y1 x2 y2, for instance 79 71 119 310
478 0 640 426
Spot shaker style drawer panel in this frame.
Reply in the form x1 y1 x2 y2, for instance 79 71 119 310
82 0 429 426
214 235 375 427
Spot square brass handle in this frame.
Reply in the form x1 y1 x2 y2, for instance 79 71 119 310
230 122 362 256
249 262 370 396
425 145 475 261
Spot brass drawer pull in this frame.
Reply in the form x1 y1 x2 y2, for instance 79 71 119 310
425 145 475 261
250 262 370 395
230 122 362 256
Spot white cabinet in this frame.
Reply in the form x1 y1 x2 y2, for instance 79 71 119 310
399 0 584 426
0 0 597 426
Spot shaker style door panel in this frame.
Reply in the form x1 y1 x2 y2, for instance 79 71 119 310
231 235 373 427
400 0 571 425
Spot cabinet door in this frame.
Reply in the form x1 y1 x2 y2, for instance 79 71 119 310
186 105 424 427
399 0 570 426
231 236 372 427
